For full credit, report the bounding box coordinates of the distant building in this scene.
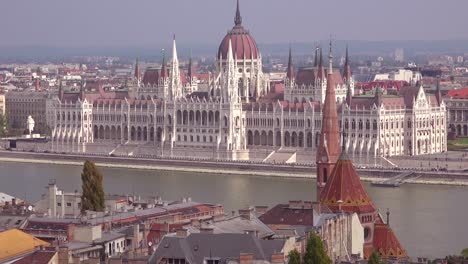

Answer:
[445,87,468,137]
[394,48,404,62]
[6,91,49,134]
[373,69,421,84]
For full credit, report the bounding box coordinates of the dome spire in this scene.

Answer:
[286,45,294,80]
[234,0,242,26]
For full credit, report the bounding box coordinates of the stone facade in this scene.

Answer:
[44,2,447,161]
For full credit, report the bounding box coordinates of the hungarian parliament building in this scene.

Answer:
[45,1,447,163]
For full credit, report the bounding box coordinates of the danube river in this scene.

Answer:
[0,161,467,259]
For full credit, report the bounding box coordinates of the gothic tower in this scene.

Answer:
[316,42,341,201]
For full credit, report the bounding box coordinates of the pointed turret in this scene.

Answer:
[160,50,168,78]
[346,82,353,106]
[320,151,376,213]
[134,57,141,79]
[234,0,242,26]
[79,79,86,101]
[435,76,442,105]
[286,46,294,80]
[58,79,64,101]
[317,47,325,79]
[375,86,382,107]
[170,35,182,99]
[314,46,319,67]
[343,45,352,82]
[188,50,195,80]
[316,42,341,201]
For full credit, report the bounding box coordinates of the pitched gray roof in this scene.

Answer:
[149,233,285,264]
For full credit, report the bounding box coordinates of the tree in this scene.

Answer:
[288,249,301,264]
[461,248,468,259]
[303,232,331,264]
[80,160,105,212]
[0,113,8,137]
[368,251,383,264]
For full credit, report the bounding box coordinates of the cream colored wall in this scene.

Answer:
[350,213,364,257]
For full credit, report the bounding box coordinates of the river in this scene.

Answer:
[0,161,467,259]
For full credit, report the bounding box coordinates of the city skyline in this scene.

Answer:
[0,0,467,47]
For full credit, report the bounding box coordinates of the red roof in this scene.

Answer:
[370,223,408,260]
[12,251,56,264]
[218,26,258,60]
[357,81,408,91]
[296,68,343,86]
[258,203,314,226]
[320,152,376,214]
[316,71,341,164]
[446,87,468,99]
[218,1,258,60]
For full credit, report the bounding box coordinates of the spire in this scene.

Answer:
[346,82,352,106]
[58,79,64,101]
[316,41,341,201]
[286,46,294,80]
[79,79,86,101]
[170,35,181,99]
[161,49,168,78]
[314,46,319,67]
[343,45,352,81]
[318,47,325,79]
[319,47,323,68]
[134,57,141,81]
[228,38,234,62]
[328,40,333,74]
[375,86,382,107]
[435,76,442,105]
[386,208,390,226]
[172,34,178,63]
[188,50,194,80]
[234,0,242,26]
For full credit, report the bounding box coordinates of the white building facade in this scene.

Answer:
[45,2,447,161]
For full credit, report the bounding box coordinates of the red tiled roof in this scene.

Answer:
[258,203,314,226]
[12,251,57,264]
[320,152,376,214]
[218,26,258,60]
[446,87,468,99]
[316,71,341,165]
[296,68,343,86]
[371,223,408,260]
[357,81,408,91]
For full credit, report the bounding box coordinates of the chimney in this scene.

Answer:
[12,198,16,206]
[176,229,189,238]
[239,253,254,264]
[271,253,285,263]
[254,206,268,215]
[58,246,69,264]
[66,224,76,243]
[238,207,254,220]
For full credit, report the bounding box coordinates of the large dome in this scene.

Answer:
[217,0,259,60]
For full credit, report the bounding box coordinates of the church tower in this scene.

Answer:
[316,42,341,201]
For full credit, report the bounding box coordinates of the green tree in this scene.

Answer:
[461,248,468,259]
[288,249,301,264]
[80,160,105,212]
[303,232,331,264]
[368,251,383,264]
[0,113,8,137]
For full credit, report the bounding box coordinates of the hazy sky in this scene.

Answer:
[1,0,466,47]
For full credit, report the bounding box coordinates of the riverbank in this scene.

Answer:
[0,150,467,186]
